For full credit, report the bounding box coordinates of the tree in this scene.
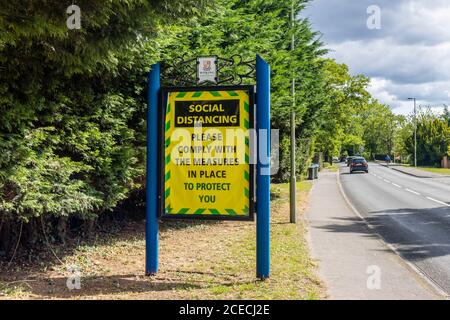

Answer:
[160,0,328,179]
[442,104,450,126]
[0,0,405,255]
[393,115,410,162]
[0,0,208,253]
[404,108,450,166]
[315,60,371,160]
[362,101,399,159]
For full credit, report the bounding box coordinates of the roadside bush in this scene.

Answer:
[0,0,208,256]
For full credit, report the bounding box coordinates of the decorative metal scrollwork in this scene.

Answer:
[161,54,256,87]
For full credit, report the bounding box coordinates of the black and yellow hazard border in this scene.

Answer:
[158,85,255,221]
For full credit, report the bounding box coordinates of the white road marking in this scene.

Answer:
[426,197,450,207]
[405,188,420,195]
[336,171,449,298]
[372,171,449,206]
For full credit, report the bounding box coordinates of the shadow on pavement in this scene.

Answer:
[316,206,450,262]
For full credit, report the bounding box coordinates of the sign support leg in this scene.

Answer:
[146,63,160,275]
[256,55,270,280]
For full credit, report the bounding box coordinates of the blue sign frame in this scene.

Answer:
[146,55,271,279]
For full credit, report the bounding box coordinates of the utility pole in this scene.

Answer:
[408,98,417,167]
[289,0,297,224]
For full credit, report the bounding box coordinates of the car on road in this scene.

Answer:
[349,157,369,173]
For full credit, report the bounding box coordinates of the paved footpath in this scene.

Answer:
[305,171,439,300]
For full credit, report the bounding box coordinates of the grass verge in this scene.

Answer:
[322,163,339,172]
[416,167,450,175]
[0,181,324,300]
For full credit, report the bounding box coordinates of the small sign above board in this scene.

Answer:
[159,86,255,220]
[197,56,218,84]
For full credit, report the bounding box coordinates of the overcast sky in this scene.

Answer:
[302,0,450,115]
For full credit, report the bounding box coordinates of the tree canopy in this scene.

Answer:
[2,0,444,254]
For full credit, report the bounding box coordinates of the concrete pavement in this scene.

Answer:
[305,170,438,300]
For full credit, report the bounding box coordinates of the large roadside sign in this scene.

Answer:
[159,86,255,220]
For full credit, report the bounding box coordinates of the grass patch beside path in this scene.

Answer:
[0,181,323,300]
[322,163,339,172]
[416,167,450,175]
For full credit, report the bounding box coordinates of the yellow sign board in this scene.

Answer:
[160,86,254,220]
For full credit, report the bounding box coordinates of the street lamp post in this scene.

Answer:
[289,0,297,224]
[408,98,417,167]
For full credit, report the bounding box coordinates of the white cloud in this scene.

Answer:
[368,77,449,115]
[394,0,450,45]
[303,0,450,115]
[329,39,450,84]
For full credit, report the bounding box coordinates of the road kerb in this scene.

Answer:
[336,169,448,300]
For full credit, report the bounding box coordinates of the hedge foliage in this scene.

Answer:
[0,0,400,249]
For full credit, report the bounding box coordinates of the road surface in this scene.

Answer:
[340,162,450,296]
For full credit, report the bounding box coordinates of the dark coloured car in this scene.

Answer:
[350,157,369,173]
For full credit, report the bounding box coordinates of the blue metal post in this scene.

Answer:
[256,55,270,279]
[146,63,160,275]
